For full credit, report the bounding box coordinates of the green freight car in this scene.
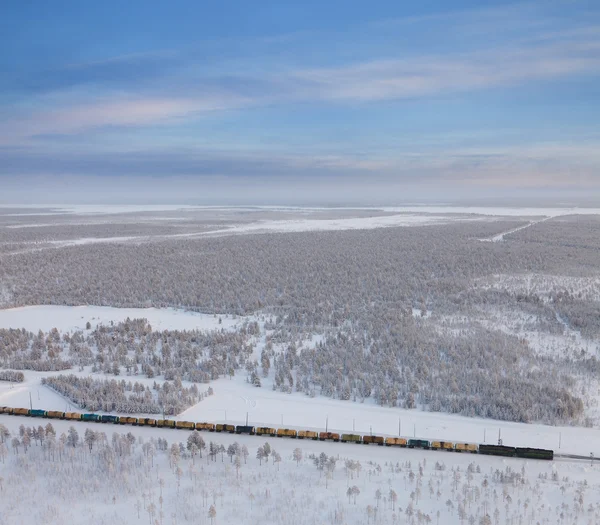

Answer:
[408,439,430,449]
[100,415,119,424]
[29,409,47,417]
[515,447,553,460]
[341,433,362,443]
[478,444,516,457]
[81,413,101,422]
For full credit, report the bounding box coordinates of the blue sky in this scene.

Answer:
[1,0,599,204]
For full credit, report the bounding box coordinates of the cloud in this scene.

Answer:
[2,15,599,142]
[289,32,600,102]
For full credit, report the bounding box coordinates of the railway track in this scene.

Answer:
[0,406,555,461]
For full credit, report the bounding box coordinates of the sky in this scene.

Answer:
[1,0,599,205]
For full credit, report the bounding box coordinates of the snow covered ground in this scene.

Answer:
[0,305,242,333]
[0,413,599,525]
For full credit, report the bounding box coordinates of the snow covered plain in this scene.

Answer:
[1,306,600,524]
[0,305,242,333]
[2,413,598,525]
[0,305,598,458]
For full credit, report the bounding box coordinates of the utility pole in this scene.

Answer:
[399,417,401,437]
[326,415,328,432]
[246,412,248,426]
[484,429,486,443]
[353,418,355,432]
[29,392,33,410]
[413,424,416,438]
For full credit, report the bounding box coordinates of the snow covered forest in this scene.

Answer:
[1,210,600,426]
[0,419,598,525]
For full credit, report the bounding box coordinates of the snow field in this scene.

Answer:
[1,413,598,525]
[0,305,243,333]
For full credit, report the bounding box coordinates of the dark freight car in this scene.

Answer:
[515,447,553,460]
[478,444,516,457]
[236,425,255,435]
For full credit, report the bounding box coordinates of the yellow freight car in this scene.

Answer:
[432,441,454,450]
[256,427,276,436]
[65,412,82,420]
[195,422,215,432]
[46,411,64,419]
[297,430,318,440]
[0,406,13,414]
[455,443,478,453]
[175,420,195,430]
[13,408,29,416]
[157,419,176,428]
[138,418,157,427]
[277,428,297,438]
[119,416,138,425]
[385,437,407,447]
[216,424,235,433]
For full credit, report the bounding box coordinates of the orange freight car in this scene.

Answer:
[319,432,340,442]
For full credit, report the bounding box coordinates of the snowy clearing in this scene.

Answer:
[0,305,242,333]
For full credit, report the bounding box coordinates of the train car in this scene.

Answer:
[255,426,276,436]
[81,413,101,422]
[341,433,362,443]
[13,408,29,416]
[65,412,82,420]
[195,422,215,432]
[297,430,318,440]
[431,441,454,451]
[0,407,14,415]
[157,419,176,428]
[515,447,553,460]
[100,415,119,424]
[118,416,138,425]
[236,425,255,435]
[478,444,516,457]
[319,432,340,442]
[46,411,64,419]
[455,443,478,453]
[216,424,235,433]
[363,435,384,446]
[408,439,430,449]
[29,409,47,418]
[175,421,195,430]
[385,437,407,447]
[137,418,157,427]
[277,428,297,438]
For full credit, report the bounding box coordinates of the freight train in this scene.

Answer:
[0,406,553,460]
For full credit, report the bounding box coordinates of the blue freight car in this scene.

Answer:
[29,409,47,417]
[100,415,119,424]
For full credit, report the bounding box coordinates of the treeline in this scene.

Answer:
[42,374,212,415]
[0,370,24,382]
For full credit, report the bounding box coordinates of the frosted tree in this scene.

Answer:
[67,426,79,448]
[208,504,216,525]
[21,432,31,452]
[227,442,239,462]
[389,489,398,511]
[293,447,303,466]
[0,424,9,443]
[256,446,266,466]
[241,445,249,464]
[272,450,282,470]
[84,429,97,451]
